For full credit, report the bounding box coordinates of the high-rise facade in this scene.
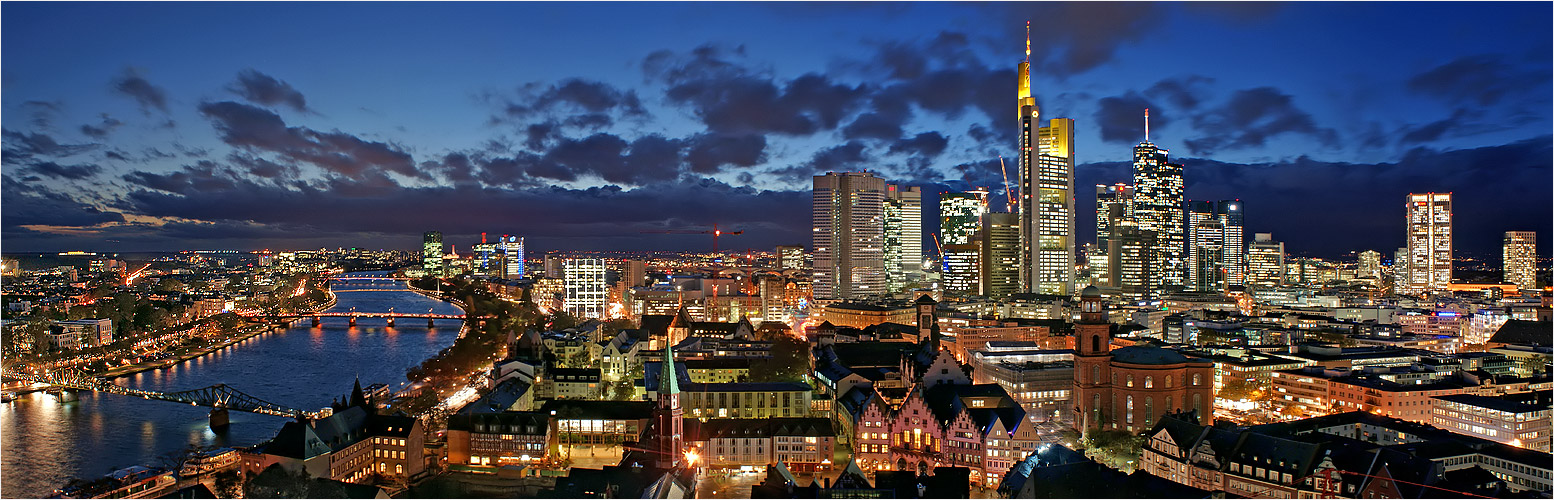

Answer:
[942,243,982,296]
[1016,34,1076,296]
[940,189,986,246]
[1110,220,1156,302]
[1094,184,1134,286]
[813,172,887,301]
[981,212,1021,298]
[1503,231,1536,291]
[1132,113,1186,291]
[884,185,923,292]
[422,231,444,277]
[1246,233,1285,289]
[776,245,805,270]
[501,235,525,279]
[1187,200,1244,291]
[1358,250,1381,278]
[563,257,607,319]
[1404,193,1452,295]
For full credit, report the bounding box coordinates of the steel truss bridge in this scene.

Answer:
[1,370,323,419]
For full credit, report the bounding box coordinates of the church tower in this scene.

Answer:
[1072,286,1112,433]
[654,343,684,469]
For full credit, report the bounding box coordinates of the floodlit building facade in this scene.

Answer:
[1404,192,1452,295]
[813,172,887,300]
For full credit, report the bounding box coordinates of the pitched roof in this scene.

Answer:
[1489,320,1551,346]
[1110,344,1196,365]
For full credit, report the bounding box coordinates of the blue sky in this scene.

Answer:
[3,2,1549,258]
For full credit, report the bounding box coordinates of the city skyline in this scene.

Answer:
[3,2,1551,259]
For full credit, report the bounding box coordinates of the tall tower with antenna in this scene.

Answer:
[1017,22,1076,295]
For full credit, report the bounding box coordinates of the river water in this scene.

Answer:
[0,273,462,498]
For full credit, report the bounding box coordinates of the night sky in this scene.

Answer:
[3,2,1550,259]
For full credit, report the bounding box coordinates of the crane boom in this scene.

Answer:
[638,223,744,252]
[998,155,1016,212]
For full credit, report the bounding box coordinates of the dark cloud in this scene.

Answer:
[228,69,309,111]
[1399,109,1476,145]
[23,161,102,180]
[1143,76,1214,112]
[523,122,559,151]
[888,132,948,159]
[1,176,125,229]
[21,100,63,128]
[1407,54,1550,106]
[1094,92,1165,144]
[685,133,766,174]
[197,100,420,179]
[111,69,168,113]
[841,112,904,141]
[1182,87,1338,154]
[80,114,124,139]
[494,79,646,131]
[2,129,97,163]
[648,45,871,136]
[993,3,1164,77]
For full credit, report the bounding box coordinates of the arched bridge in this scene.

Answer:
[2,370,324,419]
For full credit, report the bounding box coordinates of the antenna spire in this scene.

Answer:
[1024,21,1031,62]
[1144,108,1150,143]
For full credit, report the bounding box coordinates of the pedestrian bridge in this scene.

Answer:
[1,369,325,421]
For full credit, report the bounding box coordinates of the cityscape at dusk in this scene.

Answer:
[3,2,1552,499]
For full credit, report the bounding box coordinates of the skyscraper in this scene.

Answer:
[1404,192,1452,295]
[501,235,525,278]
[1358,250,1381,278]
[1504,231,1536,291]
[942,242,982,296]
[1187,200,1244,291]
[422,231,443,277]
[776,245,805,270]
[1132,111,1186,291]
[1246,233,1285,289]
[940,189,987,245]
[981,212,1021,298]
[1110,220,1156,302]
[1095,185,1133,287]
[884,184,923,292]
[1016,29,1076,296]
[813,172,887,301]
[563,257,607,319]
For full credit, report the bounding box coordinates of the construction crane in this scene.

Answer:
[998,155,1016,212]
[639,223,744,253]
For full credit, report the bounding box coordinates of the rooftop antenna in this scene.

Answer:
[1144,108,1150,143]
[1025,21,1031,63]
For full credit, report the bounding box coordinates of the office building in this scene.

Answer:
[1132,112,1186,290]
[813,172,887,300]
[1358,250,1380,278]
[618,259,646,288]
[501,235,525,278]
[1110,220,1157,302]
[1246,233,1285,289]
[1504,231,1536,291]
[1404,192,1452,295]
[1017,38,1076,296]
[940,189,987,246]
[1094,183,1133,286]
[1187,200,1243,291]
[884,185,923,292]
[776,245,805,271]
[981,212,1021,298]
[544,253,564,279]
[942,243,983,296]
[422,231,443,277]
[563,258,607,319]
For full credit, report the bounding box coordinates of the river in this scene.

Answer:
[0,273,462,498]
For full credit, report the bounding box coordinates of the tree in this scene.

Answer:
[1519,354,1551,375]
[548,311,578,331]
[748,335,810,383]
[211,469,243,498]
[154,278,186,293]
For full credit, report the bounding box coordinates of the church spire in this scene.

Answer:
[660,342,679,395]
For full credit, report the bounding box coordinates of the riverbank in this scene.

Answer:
[95,287,339,380]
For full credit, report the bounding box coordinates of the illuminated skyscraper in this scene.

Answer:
[501,235,525,278]
[1503,231,1536,291]
[563,257,607,319]
[1404,192,1452,295]
[885,184,923,292]
[1246,233,1285,289]
[1187,200,1244,291]
[1132,111,1185,290]
[422,231,443,277]
[1358,250,1381,278]
[813,172,887,300]
[981,212,1021,298]
[940,189,987,246]
[1095,184,1133,286]
[1016,26,1075,296]
[776,245,805,271]
[942,242,982,296]
[1109,220,1155,302]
